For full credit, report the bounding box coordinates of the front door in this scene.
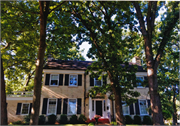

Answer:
[96,101,102,116]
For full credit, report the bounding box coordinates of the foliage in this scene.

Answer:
[48,114,57,125]
[124,115,133,124]
[78,114,87,124]
[88,122,95,126]
[110,121,117,125]
[70,115,78,124]
[133,115,141,125]
[12,120,23,125]
[162,110,172,120]
[59,114,68,124]
[23,115,30,125]
[38,115,46,125]
[142,116,153,125]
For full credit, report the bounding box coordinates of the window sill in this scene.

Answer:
[20,114,29,115]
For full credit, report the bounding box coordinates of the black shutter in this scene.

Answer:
[45,74,50,85]
[77,98,82,114]
[90,76,94,86]
[78,75,82,86]
[29,103,32,114]
[135,100,140,115]
[144,76,148,87]
[103,75,107,85]
[57,98,62,114]
[59,74,63,86]
[147,99,151,115]
[63,98,68,114]
[65,74,69,86]
[130,103,134,115]
[42,98,48,114]
[16,103,22,115]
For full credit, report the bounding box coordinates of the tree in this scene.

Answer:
[68,1,143,125]
[133,1,179,125]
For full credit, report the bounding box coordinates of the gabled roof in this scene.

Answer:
[43,59,146,72]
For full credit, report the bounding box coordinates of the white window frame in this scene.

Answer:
[122,101,130,115]
[139,99,148,115]
[69,74,78,87]
[21,103,30,115]
[94,76,103,87]
[136,76,144,88]
[68,98,77,115]
[50,74,59,86]
[47,98,57,115]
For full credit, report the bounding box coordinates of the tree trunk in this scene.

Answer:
[30,1,49,125]
[148,68,164,125]
[1,58,8,125]
[112,84,124,125]
[173,86,177,125]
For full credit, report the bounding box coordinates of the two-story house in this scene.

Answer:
[6,57,150,123]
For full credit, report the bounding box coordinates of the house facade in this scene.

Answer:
[6,58,151,123]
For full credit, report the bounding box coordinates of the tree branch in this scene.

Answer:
[48,1,67,14]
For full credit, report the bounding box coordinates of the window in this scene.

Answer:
[69,75,78,86]
[68,99,77,115]
[94,76,102,86]
[139,100,148,115]
[136,77,144,87]
[50,74,59,86]
[21,103,30,115]
[47,99,57,115]
[122,102,129,115]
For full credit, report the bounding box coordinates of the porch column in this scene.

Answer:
[107,98,111,122]
[89,97,92,120]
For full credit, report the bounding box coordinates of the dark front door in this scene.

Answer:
[96,101,102,116]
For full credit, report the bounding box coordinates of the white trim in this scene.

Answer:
[138,99,149,115]
[50,74,59,86]
[136,72,147,76]
[69,74,78,87]
[67,98,77,115]
[21,103,30,115]
[43,69,85,74]
[47,98,57,115]
[7,97,33,100]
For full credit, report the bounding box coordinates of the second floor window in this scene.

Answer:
[136,77,144,87]
[94,77,102,86]
[50,74,59,86]
[69,75,78,86]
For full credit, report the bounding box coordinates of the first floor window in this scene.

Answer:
[69,75,78,86]
[68,99,77,115]
[122,102,129,115]
[21,103,30,115]
[50,74,59,86]
[139,100,148,115]
[94,76,102,86]
[48,99,57,115]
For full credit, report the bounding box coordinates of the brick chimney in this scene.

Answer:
[132,56,141,66]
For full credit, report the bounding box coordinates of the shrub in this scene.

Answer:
[38,115,46,125]
[12,121,23,125]
[133,115,141,125]
[124,115,133,124]
[110,121,117,125]
[59,114,68,124]
[163,110,172,120]
[88,122,95,125]
[70,115,78,124]
[78,114,87,124]
[142,116,152,125]
[48,114,56,125]
[24,115,30,125]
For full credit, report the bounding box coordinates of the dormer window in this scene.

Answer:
[94,76,102,86]
[50,74,59,86]
[69,75,78,86]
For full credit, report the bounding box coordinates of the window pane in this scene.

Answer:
[95,77,101,86]
[122,103,129,115]
[48,99,56,114]
[140,100,148,114]
[51,75,58,85]
[69,75,77,86]
[137,77,143,86]
[21,104,29,114]
[68,99,76,114]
